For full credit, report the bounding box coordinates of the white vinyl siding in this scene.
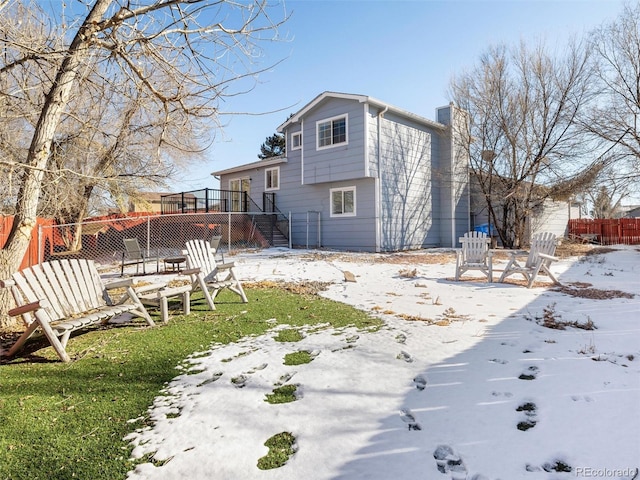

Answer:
[265,167,280,191]
[330,186,356,217]
[317,114,348,150]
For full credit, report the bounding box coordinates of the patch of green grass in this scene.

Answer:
[542,460,572,472]
[274,328,304,342]
[0,287,381,480]
[516,402,536,412]
[257,432,296,470]
[283,350,315,365]
[265,384,298,404]
[517,419,537,431]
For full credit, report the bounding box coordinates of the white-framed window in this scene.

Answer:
[265,167,280,191]
[291,132,302,150]
[317,114,348,150]
[330,186,356,217]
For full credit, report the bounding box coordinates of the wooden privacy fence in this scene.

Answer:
[568,218,640,245]
[0,216,56,270]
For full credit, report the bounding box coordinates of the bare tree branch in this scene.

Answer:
[0,0,288,327]
[583,2,640,204]
[450,39,598,247]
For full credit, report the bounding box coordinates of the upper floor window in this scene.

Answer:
[330,186,356,217]
[291,132,302,150]
[317,115,348,150]
[265,167,280,191]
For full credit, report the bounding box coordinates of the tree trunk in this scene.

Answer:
[0,0,114,329]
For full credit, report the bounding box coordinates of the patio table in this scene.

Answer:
[163,256,187,273]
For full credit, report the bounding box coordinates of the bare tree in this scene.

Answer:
[36,68,212,251]
[0,0,287,327]
[582,160,635,218]
[589,185,617,219]
[584,2,640,204]
[450,40,600,247]
[0,1,61,214]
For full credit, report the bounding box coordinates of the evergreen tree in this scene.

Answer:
[258,133,285,159]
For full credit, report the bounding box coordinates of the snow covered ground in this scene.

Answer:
[125,246,639,479]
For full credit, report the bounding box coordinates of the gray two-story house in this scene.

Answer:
[213,91,470,252]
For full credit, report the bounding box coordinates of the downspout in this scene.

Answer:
[300,119,305,186]
[377,106,387,171]
[376,106,388,252]
[450,105,457,248]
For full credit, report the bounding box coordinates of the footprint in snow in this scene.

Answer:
[526,459,573,473]
[516,401,538,431]
[489,358,508,364]
[277,372,296,385]
[518,365,539,380]
[197,371,223,387]
[397,351,413,363]
[433,444,467,478]
[231,374,249,388]
[248,363,268,373]
[413,375,427,390]
[399,408,421,431]
[491,391,513,398]
[571,395,594,402]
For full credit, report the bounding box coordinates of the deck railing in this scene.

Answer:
[161,188,249,214]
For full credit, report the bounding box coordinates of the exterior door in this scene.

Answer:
[229,177,250,212]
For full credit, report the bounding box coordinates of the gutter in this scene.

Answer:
[375,106,388,252]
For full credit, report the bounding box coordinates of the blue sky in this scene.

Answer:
[188,0,624,191]
[42,0,626,191]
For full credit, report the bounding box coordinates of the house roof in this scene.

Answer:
[623,205,640,217]
[133,192,180,202]
[277,91,449,132]
[211,92,451,178]
[211,155,287,177]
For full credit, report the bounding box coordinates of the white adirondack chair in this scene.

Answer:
[183,239,248,309]
[498,232,560,288]
[455,231,493,282]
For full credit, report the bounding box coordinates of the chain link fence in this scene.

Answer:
[35,212,290,275]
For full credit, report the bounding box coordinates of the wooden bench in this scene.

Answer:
[1,258,154,362]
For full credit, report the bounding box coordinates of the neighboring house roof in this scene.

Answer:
[623,205,640,218]
[212,155,287,177]
[129,192,170,212]
[277,91,448,133]
[129,191,199,213]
